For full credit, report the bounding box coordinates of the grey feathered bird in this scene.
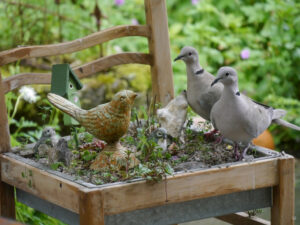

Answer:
[210,66,300,159]
[174,46,223,121]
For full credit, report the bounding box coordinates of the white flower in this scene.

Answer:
[114,45,123,53]
[19,86,38,103]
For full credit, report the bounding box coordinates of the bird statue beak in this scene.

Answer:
[211,78,222,87]
[129,92,138,104]
[174,54,183,61]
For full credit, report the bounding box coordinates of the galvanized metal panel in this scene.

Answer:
[17,187,271,225]
[105,187,272,225]
[16,189,80,225]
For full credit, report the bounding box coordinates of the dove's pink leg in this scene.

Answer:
[234,143,240,161]
[241,143,251,160]
[214,135,223,145]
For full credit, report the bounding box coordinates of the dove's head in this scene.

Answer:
[211,66,238,87]
[174,46,199,64]
[110,90,137,112]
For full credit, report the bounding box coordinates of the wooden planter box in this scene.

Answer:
[0,145,294,225]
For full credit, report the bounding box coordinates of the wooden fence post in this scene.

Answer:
[271,156,295,225]
[145,0,174,106]
[0,71,15,218]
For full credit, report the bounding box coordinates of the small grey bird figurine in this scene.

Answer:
[174,46,223,122]
[211,66,300,159]
[157,90,188,138]
[149,128,168,153]
[56,138,72,167]
[34,127,58,154]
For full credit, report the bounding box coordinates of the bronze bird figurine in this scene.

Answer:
[47,90,139,170]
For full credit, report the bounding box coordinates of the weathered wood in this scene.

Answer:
[0,72,15,219]
[3,53,152,93]
[73,52,152,79]
[0,73,11,153]
[101,158,278,215]
[3,73,50,94]
[217,212,271,225]
[145,0,174,106]
[271,156,295,225]
[79,190,104,225]
[0,25,150,66]
[0,154,82,213]
[0,181,15,219]
[0,217,23,225]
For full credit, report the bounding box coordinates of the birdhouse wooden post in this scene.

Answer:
[50,64,83,125]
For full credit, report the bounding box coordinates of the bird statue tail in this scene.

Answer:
[47,93,84,122]
[273,118,300,131]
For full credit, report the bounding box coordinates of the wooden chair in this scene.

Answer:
[0,1,294,224]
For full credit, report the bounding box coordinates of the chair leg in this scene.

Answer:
[0,180,15,218]
[271,156,295,225]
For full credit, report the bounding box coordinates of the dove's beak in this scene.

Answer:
[174,54,183,61]
[211,78,222,87]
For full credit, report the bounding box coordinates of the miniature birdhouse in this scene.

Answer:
[50,64,83,125]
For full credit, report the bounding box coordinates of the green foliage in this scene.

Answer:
[50,162,65,170]
[16,201,66,225]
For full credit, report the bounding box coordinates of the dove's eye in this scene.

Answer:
[120,96,125,101]
[188,52,192,56]
[225,72,230,76]
[157,131,162,137]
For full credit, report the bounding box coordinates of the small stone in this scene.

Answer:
[157,91,188,138]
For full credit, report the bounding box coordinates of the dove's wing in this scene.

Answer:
[239,95,273,139]
[198,85,223,119]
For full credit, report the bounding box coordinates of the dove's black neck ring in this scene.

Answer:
[195,68,204,75]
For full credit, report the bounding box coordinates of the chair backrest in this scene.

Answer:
[0,0,174,153]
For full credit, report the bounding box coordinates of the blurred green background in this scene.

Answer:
[0,0,299,224]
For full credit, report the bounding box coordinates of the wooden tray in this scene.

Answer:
[0,145,294,225]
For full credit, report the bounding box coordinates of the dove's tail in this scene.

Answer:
[47,93,84,121]
[273,119,300,131]
[272,109,286,120]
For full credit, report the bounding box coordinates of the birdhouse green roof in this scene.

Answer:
[50,64,83,96]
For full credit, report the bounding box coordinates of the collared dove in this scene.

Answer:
[210,66,300,159]
[174,46,223,122]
